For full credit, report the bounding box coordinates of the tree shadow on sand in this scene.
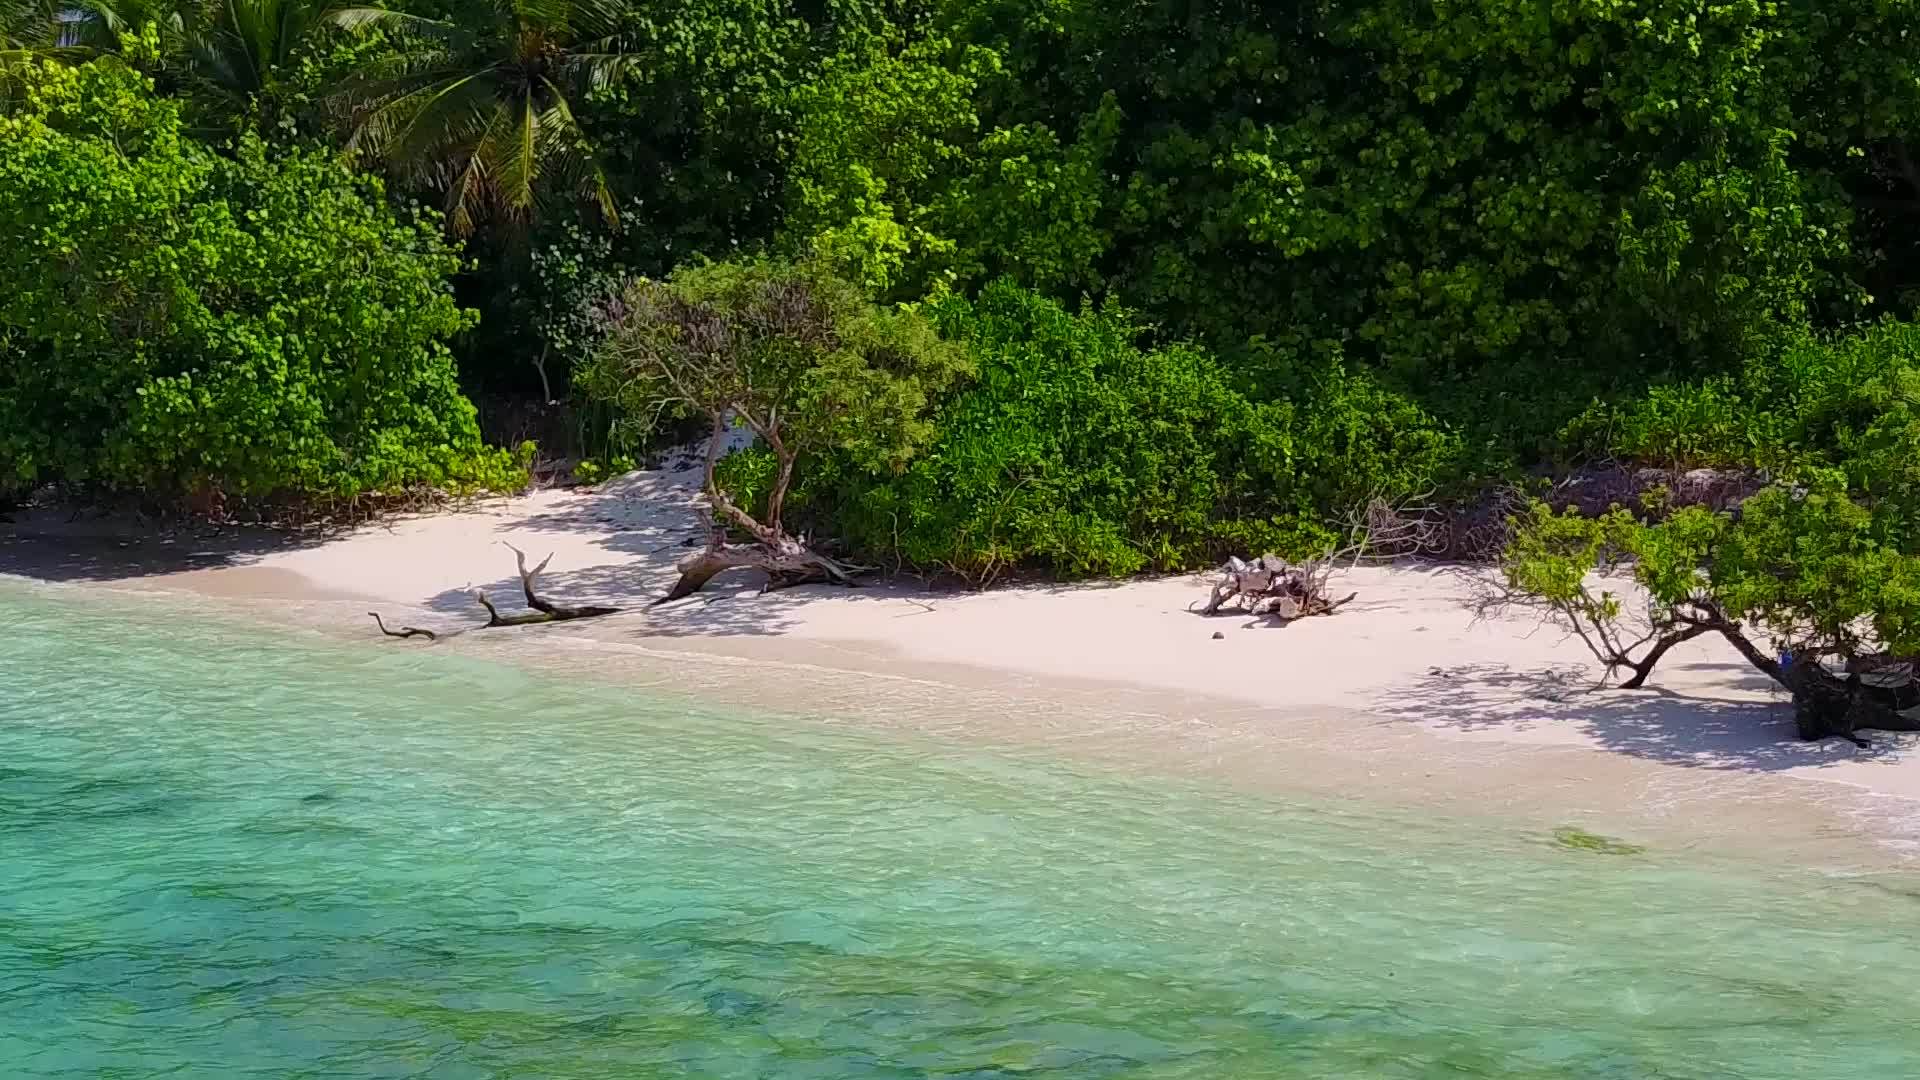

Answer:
[0,512,336,582]
[506,473,712,558]
[421,559,944,640]
[1369,660,1918,774]
[417,473,972,639]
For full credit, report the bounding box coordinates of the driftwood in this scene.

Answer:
[369,613,437,641]
[1199,554,1358,622]
[474,543,620,626]
[1196,496,1442,624]
[367,544,618,640]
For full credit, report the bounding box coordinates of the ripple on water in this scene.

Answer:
[3,579,1920,1078]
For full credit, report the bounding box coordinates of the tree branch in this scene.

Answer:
[1618,623,1713,689]
[368,612,437,640]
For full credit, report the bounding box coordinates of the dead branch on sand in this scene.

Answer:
[1196,495,1443,624]
[368,544,618,640]
[369,613,437,640]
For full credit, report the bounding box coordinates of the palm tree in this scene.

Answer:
[2,0,179,59]
[1,0,184,106]
[187,0,393,102]
[338,0,636,236]
[3,0,348,110]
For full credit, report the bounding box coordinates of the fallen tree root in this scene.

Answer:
[653,540,869,606]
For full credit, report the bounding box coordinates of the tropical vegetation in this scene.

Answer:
[0,58,521,505]
[5,2,1920,664]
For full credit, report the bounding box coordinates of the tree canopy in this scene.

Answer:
[0,59,519,503]
[7,0,1920,595]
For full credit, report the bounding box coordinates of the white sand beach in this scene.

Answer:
[8,455,1920,867]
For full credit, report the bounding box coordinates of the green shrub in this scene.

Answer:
[569,454,635,487]
[0,60,522,502]
[1558,378,1776,471]
[579,254,970,554]
[787,282,1455,581]
[1554,319,1920,474]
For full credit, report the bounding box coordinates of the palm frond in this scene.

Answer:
[491,87,536,213]
[507,0,574,39]
[559,37,639,92]
[328,0,641,235]
[323,6,459,42]
[445,96,515,235]
[559,0,622,39]
[346,67,490,161]
[534,74,616,226]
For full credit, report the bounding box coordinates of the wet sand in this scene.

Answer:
[7,461,1920,872]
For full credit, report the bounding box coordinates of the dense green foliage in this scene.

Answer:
[581,255,968,537]
[1558,320,1920,472]
[780,0,1920,454]
[11,0,1920,580]
[1503,322,1920,697]
[774,282,1453,579]
[0,60,520,502]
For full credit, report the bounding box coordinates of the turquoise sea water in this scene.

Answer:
[3,581,1920,1078]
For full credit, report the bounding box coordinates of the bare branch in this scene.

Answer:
[368,613,437,640]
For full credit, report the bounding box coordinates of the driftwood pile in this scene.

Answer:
[1197,496,1446,624]
[1198,554,1358,621]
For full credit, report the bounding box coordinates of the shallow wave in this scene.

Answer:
[3,580,1919,1078]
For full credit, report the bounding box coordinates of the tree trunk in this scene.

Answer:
[1602,604,1920,744]
[1681,610,1920,743]
[533,343,554,404]
[1698,611,1788,689]
[763,448,796,542]
[1617,623,1714,689]
[656,412,867,605]
[651,541,856,607]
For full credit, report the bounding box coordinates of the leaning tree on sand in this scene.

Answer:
[1499,484,1920,745]
[576,256,970,603]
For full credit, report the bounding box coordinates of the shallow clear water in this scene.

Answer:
[3,581,1919,1078]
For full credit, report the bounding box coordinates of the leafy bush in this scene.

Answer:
[1503,482,1920,702]
[1555,319,1920,473]
[578,255,970,544]
[0,60,521,503]
[790,1,1900,353]
[776,0,1920,466]
[1557,378,1776,471]
[787,282,1456,581]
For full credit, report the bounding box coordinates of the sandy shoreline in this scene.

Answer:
[7,460,1920,869]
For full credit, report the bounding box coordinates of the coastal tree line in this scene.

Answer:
[9,0,1920,730]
